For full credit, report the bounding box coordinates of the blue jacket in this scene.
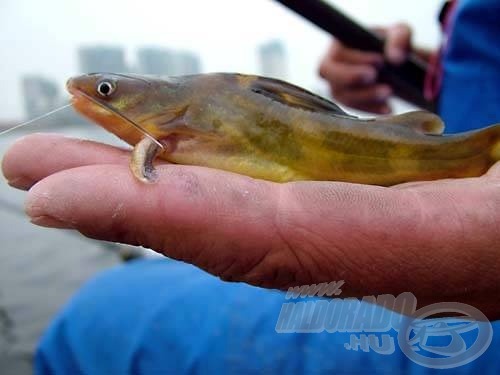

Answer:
[440,0,500,131]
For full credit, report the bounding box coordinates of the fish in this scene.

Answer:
[66,72,500,186]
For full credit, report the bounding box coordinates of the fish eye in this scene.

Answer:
[96,80,115,97]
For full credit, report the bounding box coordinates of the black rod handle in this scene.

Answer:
[274,0,435,111]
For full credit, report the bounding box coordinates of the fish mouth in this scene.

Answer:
[66,77,79,98]
[66,77,109,114]
[67,87,112,121]
[66,79,92,111]
[68,91,86,108]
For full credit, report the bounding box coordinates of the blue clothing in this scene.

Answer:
[440,0,500,131]
[36,0,500,373]
[35,259,500,374]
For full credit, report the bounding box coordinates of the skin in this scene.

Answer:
[319,23,433,113]
[2,133,500,319]
[67,73,500,186]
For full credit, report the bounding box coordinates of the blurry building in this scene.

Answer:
[175,51,202,75]
[258,40,288,80]
[22,76,59,118]
[21,75,86,125]
[137,47,173,75]
[78,46,127,73]
[137,47,202,76]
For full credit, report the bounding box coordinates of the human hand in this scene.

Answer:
[319,23,419,114]
[3,134,500,318]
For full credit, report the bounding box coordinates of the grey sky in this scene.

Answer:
[0,0,441,120]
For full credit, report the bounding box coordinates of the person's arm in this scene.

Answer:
[319,23,433,113]
[3,133,500,319]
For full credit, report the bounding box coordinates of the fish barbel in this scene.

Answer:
[66,72,500,186]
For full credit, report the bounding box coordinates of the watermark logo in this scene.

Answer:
[398,302,492,369]
[285,281,344,299]
[275,281,493,369]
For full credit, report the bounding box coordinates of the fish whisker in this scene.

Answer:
[77,91,164,149]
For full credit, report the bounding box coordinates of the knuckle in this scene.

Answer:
[350,69,365,81]
[391,23,412,42]
[351,67,374,85]
[395,22,411,33]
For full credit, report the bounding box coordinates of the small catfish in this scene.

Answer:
[66,73,500,186]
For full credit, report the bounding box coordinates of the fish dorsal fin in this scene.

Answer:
[249,76,355,118]
[373,110,445,135]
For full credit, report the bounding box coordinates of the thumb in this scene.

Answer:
[384,23,412,65]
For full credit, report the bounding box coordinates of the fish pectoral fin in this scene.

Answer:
[140,106,189,130]
[373,110,445,135]
[155,112,218,139]
[250,76,355,118]
[130,137,162,183]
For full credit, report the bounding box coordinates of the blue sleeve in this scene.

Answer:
[35,259,500,374]
[439,0,500,132]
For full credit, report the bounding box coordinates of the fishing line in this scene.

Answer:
[0,103,73,136]
[78,91,164,149]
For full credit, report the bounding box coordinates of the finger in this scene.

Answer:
[2,133,130,190]
[485,161,500,179]
[319,60,378,87]
[333,84,393,111]
[25,163,412,293]
[385,23,412,64]
[25,163,290,287]
[372,26,387,38]
[327,41,383,65]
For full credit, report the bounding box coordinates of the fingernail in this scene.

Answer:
[376,86,393,100]
[30,215,73,229]
[387,48,405,64]
[7,177,33,190]
[361,69,377,84]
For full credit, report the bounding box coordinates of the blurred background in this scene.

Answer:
[0,0,441,372]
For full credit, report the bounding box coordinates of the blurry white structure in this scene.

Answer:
[78,46,128,73]
[258,40,288,80]
[22,76,59,118]
[21,75,86,124]
[175,51,202,75]
[137,47,202,76]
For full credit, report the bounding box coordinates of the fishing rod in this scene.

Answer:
[274,0,435,112]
